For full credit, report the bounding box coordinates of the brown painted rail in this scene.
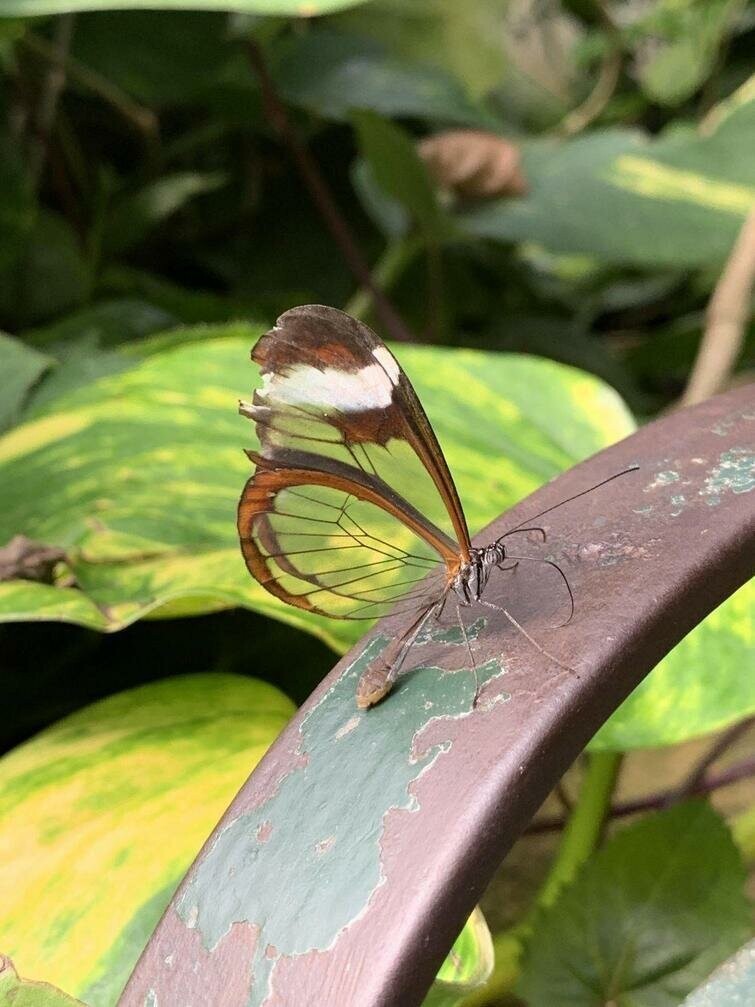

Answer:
[120,386,754,1007]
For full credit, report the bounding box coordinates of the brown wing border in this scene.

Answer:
[237,450,459,618]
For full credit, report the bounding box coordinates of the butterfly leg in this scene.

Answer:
[477,597,575,674]
[356,596,445,709]
[455,602,480,708]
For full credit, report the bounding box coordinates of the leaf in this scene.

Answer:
[459,78,755,267]
[0,958,84,1007]
[631,0,739,107]
[105,171,227,255]
[335,0,508,101]
[418,130,527,201]
[0,212,89,329]
[0,535,66,584]
[518,801,750,1007]
[0,322,635,653]
[591,581,754,750]
[683,939,755,1006]
[351,158,411,239]
[0,0,367,15]
[273,27,499,128]
[70,10,249,106]
[0,673,294,1004]
[422,907,494,1007]
[0,334,52,432]
[0,133,34,277]
[352,110,446,242]
[25,298,178,349]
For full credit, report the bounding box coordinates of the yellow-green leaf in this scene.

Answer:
[0,323,634,656]
[0,673,294,1003]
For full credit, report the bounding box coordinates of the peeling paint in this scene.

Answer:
[174,628,506,1006]
[670,494,687,517]
[644,470,680,492]
[417,616,487,647]
[711,409,755,437]
[700,448,755,506]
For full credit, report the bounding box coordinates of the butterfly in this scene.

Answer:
[237,305,632,709]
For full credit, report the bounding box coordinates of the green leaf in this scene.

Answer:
[0,959,84,1007]
[0,672,294,1004]
[591,581,754,750]
[352,110,445,242]
[0,322,634,651]
[632,0,738,107]
[0,133,34,277]
[423,908,494,1007]
[518,801,750,1007]
[0,212,89,328]
[273,27,498,128]
[25,298,177,349]
[459,78,755,267]
[335,0,508,101]
[351,158,411,239]
[70,10,249,105]
[683,939,755,1006]
[105,171,227,255]
[0,334,52,433]
[0,0,366,15]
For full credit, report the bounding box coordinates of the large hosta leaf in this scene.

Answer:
[592,580,754,750]
[0,322,634,652]
[459,77,755,267]
[0,673,294,1004]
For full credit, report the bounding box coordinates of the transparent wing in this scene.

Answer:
[237,304,469,619]
[238,466,447,620]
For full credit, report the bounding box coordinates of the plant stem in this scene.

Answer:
[24,30,158,142]
[246,37,414,343]
[680,209,755,406]
[344,236,422,324]
[27,13,75,190]
[531,751,621,914]
[464,753,622,1006]
[528,752,755,834]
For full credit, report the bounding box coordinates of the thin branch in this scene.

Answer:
[680,209,755,406]
[528,754,755,834]
[557,1,622,137]
[672,715,754,802]
[23,31,158,142]
[27,13,75,189]
[245,38,414,343]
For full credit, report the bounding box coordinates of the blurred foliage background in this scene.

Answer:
[0,1,753,1004]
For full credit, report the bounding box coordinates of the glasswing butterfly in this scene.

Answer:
[237,305,634,709]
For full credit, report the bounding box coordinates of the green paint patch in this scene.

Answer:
[644,469,680,491]
[700,448,755,506]
[418,616,486,646]
[177,628,508,1004]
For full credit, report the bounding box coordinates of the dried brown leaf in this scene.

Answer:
[417,130,528,201]
[0,534,67,584]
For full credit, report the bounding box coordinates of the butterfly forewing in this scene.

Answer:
[237,305,471,620]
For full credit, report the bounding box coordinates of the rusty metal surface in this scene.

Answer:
[119,387,755,1007]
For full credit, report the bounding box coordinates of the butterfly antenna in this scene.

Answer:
[478,598,574,674]
[506,465,639,534]
[502,554,574,626]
